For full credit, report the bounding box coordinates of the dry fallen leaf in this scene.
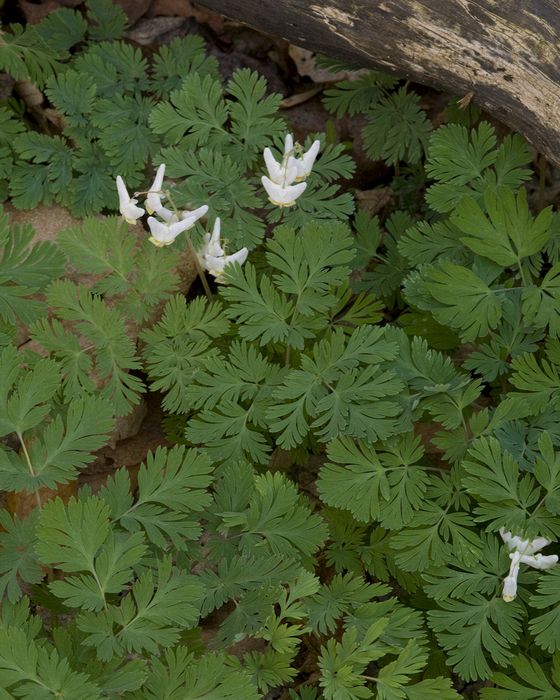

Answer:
[279,87,323,109]
[288,45,368,83]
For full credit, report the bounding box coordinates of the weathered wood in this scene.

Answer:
[197,0,560,166]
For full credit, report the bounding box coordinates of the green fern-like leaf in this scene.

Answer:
[128,647,259,700]
[323,71,397,117]
[150,35,219,96]
[427,594,524,681]
[77,556,203,660]
[0,511,42,603]
[482,654,560,699]
[33,280,144,414]
[0,626,100,700]
[362,87,432,165]
[425,121,531,213]
[86,0,128,41]
[100,446,214,551]
[403,262,503,342]
[57,216,180,321]
[268,326,402,448]
[0,207,65,324]
[36,7,88,51]
[221,472,328,560]
[142,295,229,413]
[0,24,62,83]
[318,434,428,527]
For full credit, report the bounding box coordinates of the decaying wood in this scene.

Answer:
[197,0,560,166]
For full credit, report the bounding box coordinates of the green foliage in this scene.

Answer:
[362,88,432,165]
[0,345,114,498]
[100,446,214,550]
[221,471,328,560]
[452,187,551,267]
[57,217,180,321]
[0,206,65,325]
[318,434,428,527]
[323,71,398,117]
[0,625,100,700]
[0,24,62,83]
[428,595,524,680]
[31,280,144,414]
[425,121,532,213]
[1,8,560,697]
[482,655,560,699]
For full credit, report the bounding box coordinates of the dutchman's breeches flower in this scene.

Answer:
[499,527,558,602]
[116,176,144,224]
[262,133,320,207]
[147,205,208,247]
[197,217,248,282]
[146,163,166,214]
[261,176,307,207]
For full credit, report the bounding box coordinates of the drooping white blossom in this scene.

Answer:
[116,176,144,225]
[198,217,225,261]
[146,163,166,214]
[205,248,249,281]
[181,205,209,231]
[499,528,558,602]
[147,217,191,247]
[293,139,321,180]
[197,218,248,282]
[261,176,307,207]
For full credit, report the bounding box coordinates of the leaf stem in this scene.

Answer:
[517,257,528,287]
[162,188,214,302]
[16,431,42,510]
[187,236,213,302]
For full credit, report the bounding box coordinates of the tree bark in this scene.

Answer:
[197,0,560,166]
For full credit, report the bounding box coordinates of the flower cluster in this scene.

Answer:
[261,134,320,207]
[115,134,318,280]
[499,528,558,602]
[116,165,208,247]
[116,165,247,282]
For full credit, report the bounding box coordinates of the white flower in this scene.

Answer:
[116,176,144,225]
[181,205,209,230]
[147,217,190,247]
[500,528,551,556]
[154,205,176,223]
[520,553,559,569]
[152,204,208,227]
[198,218,225,262]
[502,575,518,603]
[499,528,558,602]
[261,176,307,207]
[263,147,298,186]
[146,163,166,214]
[197,218,248,282]
[262,133,320,207]
[293,139,321,180]
[205,248,249,282]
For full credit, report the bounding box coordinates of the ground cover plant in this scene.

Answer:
[0,1,560,697]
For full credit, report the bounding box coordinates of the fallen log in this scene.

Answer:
[197,0,560,166]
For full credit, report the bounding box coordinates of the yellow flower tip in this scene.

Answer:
[125,218,139,225]
[268,197,296,207]
[148,236,168,247]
